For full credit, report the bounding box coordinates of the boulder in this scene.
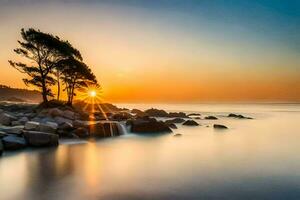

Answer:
[168,112,188,118]
[63,110,75,120]
[0,131,8,138]
[168,123,177,129]
[187,113,201,117]
[130,119,172,133]
[24,121,40,131]
[89,122,121,137]
[183,120,199,126]
[23,131,59,147]
[47,108,64,117]
[58,122,73,130]
[0,125,24,135]
[2,135,27,150]
[205,116,218,120]
[228,113,253,119]
[12,120,22,126]
[0,113,17,126]
[145,108,169,117]
[73,127,89,138]
[111,112,132,121]
[39,122,58,133]
[73,120,86,128]
[174,133,182,137]
[165,118,185,124]
[54,116,73,125]
[131,109,147,117]
[213,124,228,129]
[18,116,29,124]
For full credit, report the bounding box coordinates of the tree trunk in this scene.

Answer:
[56,71,60,101]
[41,81,48,103]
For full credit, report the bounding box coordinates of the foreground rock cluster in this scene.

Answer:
[0,102,253,155]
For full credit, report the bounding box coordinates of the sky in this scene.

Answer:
[0,0,299,103]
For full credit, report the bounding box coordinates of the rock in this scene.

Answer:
[168,112,188,118]
[213,124,228,129]
[174,133,182,137]
[165,118,185,124]
[0,113,17,126]
[24,121,40,131]
[54,116,73,125]
[228,113,253,119]
[168,123,177,129]
[187,113,201,117]
[131,109,147,117]
[182,120,199,126]
[18,117,29,124]
[205,116,218,120]
[73,127,89,138]
[11,120,22,126]
[111,112,132,121]
[0,140,3,155]
[2,135,27,150]
[63,110,75,120]
[0,131,8,138]
[89,122,121,137]
[58,122,73,130]
[0,125,24,135]
[39,122,58,133]
[73,120,86,128]
[130,119,172,133]
[194,117,201,119]
[23,131,59,147]
[47,108,64,117]
[145,108,169,117]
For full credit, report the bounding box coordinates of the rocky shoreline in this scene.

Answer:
[0,102,253,156]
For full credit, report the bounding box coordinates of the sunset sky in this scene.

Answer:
[0,0,299,103]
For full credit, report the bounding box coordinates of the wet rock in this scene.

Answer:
[18,116,29,124]
[168,112,188,118]
[24,121,40,131]
[63,110,75,120]
[168,123,177,129]
[2,135,27,150]
[165,118,185,124]
[54,116,72,125]
[145,108,169,117]
[0,113,17,126]
[228,113,253,119]
[0,131,8,138]
[174,133,182,137]
[24,131,59,147]
[39,122,58,134]
[90,122,121,137]
[183,120,199,126]
[73,120,86,128]
[130,119,172,133]
[131,109,147,117]
[205,116,218,120]
[111,112,132,121]
[187,113,201,117]
[0,125,24,135]
[213,124,228,129]
[73,127,89,138]
[47,108,64,117]
[58,122,73,130]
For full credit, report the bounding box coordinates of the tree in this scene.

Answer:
[9,28,82,103]
[58,58,98,105]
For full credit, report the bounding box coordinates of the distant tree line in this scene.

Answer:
[9,28,98,105]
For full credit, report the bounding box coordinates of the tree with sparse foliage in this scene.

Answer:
[9,28,82,103]
[58,58,98,105]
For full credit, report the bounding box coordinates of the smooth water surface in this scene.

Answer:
[1,104,300,200]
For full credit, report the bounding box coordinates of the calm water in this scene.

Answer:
[1,104,300,200]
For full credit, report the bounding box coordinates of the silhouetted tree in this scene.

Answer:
[58,58,98,105]
[9,28,82,103]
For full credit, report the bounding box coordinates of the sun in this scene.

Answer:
[89,90,97,97]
